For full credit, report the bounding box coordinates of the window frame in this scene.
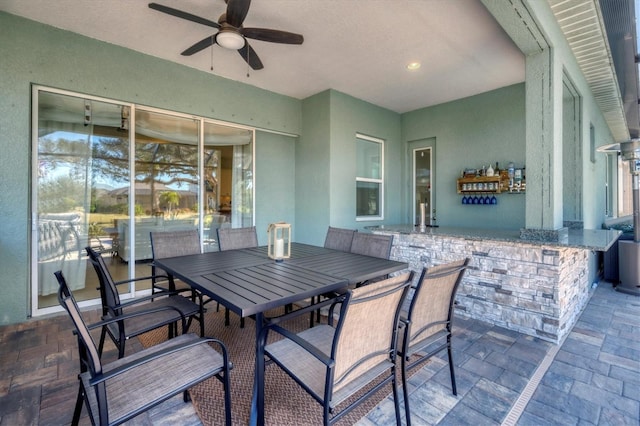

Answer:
[355,133,384,221]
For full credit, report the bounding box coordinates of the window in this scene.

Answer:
[356,133,384,220]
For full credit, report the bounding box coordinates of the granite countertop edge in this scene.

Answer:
[366,225,622,252]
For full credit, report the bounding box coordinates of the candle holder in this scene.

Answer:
[267,222,291,262]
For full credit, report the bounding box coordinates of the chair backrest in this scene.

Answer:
[350,233,394,259]
[324,226,357,252]
[85,246,122,314]
[405,258,469,347]
[150,229,201,259]
[331,272,413,394]
[205,214,227,241]
[55,271,103,377]
[217,226,258,251]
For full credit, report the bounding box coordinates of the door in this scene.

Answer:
[32,87,255,315]
[33,89,130,311]
[411,145,434,226]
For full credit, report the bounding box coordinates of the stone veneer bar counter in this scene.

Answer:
[368,225,621,344]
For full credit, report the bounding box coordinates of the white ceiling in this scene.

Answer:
[1,0,525,113]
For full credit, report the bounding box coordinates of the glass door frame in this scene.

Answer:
[411,146,434,226]
[31,85,135,316]
[31,85,255,317]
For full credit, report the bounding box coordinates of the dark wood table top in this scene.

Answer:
[154,242,408,318]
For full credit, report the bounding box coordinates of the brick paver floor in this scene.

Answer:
[1,281,637,425]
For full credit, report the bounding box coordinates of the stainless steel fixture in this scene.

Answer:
[617,140,640,296]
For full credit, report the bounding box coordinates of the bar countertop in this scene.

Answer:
[366,225,622,252]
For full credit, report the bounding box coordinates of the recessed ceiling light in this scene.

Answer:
[407,62,421,71]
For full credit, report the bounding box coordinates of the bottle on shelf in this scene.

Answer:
[495,162,500,174]
[486,164,494,176]
[508,162,515,191]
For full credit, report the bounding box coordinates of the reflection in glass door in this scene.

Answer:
[34,89,130,311]
[413,148,432,225]
[31,86,254,315]
[128,109,199,288]
[32,87,255,316]
[202,121,253,252]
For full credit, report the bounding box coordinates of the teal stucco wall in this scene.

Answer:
[0,12,301,324]
[403,84,527,229]
[295,90,402,246]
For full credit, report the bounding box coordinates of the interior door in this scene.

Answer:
[408,137,435,226]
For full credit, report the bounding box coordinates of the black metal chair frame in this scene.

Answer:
[86,247,204,358]
[398,258,469,426]
[149,229,207,332]
[310,226,358,326]
[261,272,414,426]
[55,271,232,426]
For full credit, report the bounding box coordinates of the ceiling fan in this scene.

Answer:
[148,0,304,70]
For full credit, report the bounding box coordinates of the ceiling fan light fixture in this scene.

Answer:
[216,30,245,50]
[407,62,421,71]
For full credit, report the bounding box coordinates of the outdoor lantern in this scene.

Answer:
[267,222,291,261]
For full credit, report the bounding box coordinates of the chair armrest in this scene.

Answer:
[265,295,342,325]
[113,274,167,286]
[116,290,187,309]
[328,298,347,327]
[264,324,334,368]
[89,336,228,386]
[409,319,450,343]
[88,305,188,332]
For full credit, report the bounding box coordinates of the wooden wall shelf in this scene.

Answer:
[457,175,525,194]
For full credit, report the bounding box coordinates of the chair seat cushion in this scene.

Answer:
[81,333,224,425]
[397,321,449,358]
[106,295,201,338]
[265,324,393,408]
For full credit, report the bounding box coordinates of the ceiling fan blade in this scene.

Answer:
[238,42,264,70]
[181,35,217,56]
[149,3,220,29]
[242,28,304,44]
[226,0,251,28]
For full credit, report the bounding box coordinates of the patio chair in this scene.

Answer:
[217,226,259,327]
[398,258,469,426]
[309,226,359,326]
[262,271,414,426]
[313,231,396,324]
[149,229,201,292]
[217,226,258,251]
[150,229,201,294]
[85,247,204,358]
[150,229,208,327]
[350,233,394,287]
[55,271,232,426]
[350,232,393,259]
[324,226,357,252]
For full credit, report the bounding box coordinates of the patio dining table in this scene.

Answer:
[153,242,408,425]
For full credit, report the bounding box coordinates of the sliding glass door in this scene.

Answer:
[32,87,254,314]
[202,120,253,252]
[34,90,130,310]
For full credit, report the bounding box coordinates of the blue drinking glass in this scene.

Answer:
[462,195,468,204]
[491,195,497,204]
